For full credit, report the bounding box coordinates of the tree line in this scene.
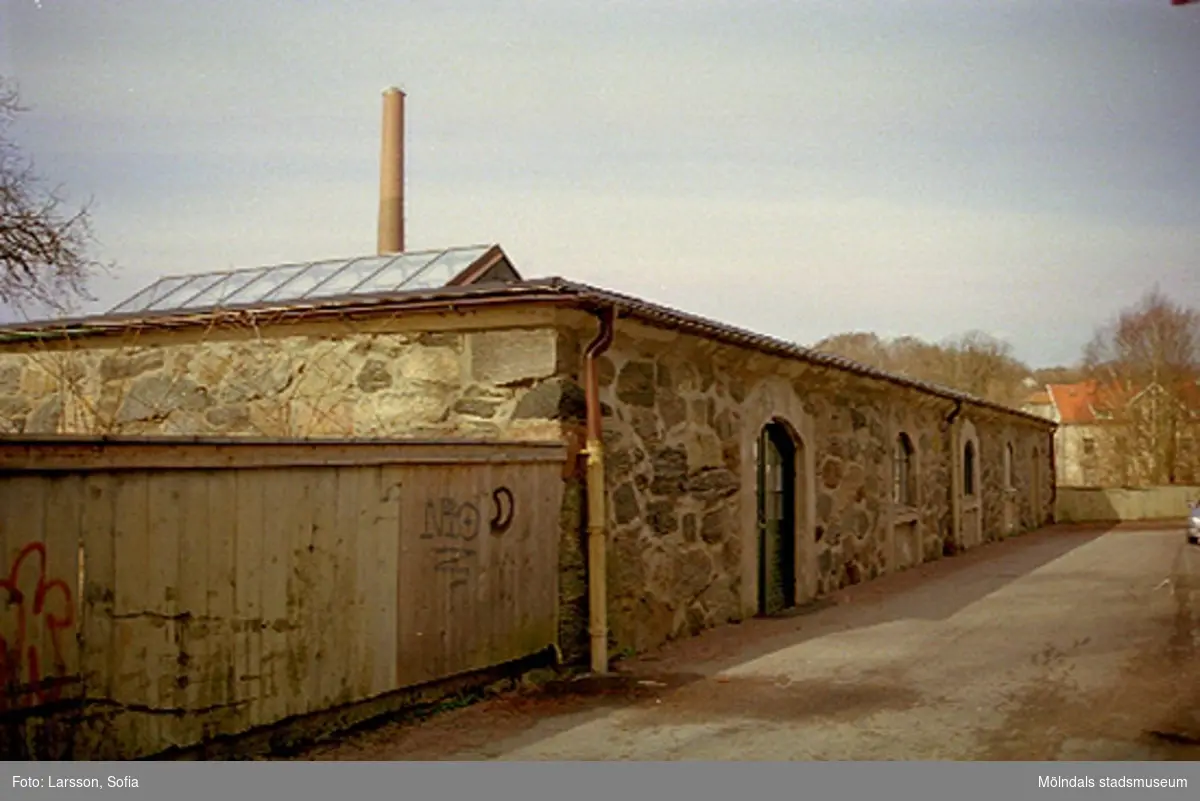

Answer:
[812,292,1199,487]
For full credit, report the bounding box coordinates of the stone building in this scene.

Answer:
[0,243,1056,663]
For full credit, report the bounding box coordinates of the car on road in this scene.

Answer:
[1189,501,1200,545]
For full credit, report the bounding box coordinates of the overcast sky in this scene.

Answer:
[2,0,1198,367]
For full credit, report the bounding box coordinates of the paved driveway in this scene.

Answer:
[294,524,1200,761]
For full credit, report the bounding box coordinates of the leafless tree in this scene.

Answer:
[1031,365,1084,385]
[810,332,893,371]
[937,331,1030,408]
[0,77,108,317]
[812,329,1031,407]
[1083,288,1200,485]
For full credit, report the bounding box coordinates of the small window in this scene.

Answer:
[963,440,976,496]
[893,433,915,507]
[1082,438,1095,456]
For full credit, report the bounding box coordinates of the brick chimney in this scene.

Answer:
[377,87,405,254]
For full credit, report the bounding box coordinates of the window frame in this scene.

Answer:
[1004,441,1015,491]
[963,440,977,497]
[892,432,917,509]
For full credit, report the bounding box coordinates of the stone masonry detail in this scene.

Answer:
[0,327,563,441]
[573,316,1055,659]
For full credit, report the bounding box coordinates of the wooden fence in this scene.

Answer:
[0,436,567,759]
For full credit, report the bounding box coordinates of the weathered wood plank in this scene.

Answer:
[373,465,402,695]
[232,470,264,727]
[110,472,155,748]
[145,471,184,745]
[79,472,116,702]
[353,468,385,698]
[282,467,315,718]
[174,471,211,742]
[329,467,359,706]
[204,470,239,736]
[256,469,290,726]
[395,469,438,688]
[0,478,13,711]
[308,467,339,710]
[41,475,83,703]
[0,439,567,473]
[0,476,49,712]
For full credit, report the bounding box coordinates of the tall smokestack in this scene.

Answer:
[377,87,405,254]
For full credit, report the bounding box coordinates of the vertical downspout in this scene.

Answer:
[583,306,616,675]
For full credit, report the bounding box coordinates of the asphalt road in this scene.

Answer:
[294,524,1200,761]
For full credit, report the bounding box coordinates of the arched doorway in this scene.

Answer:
[1003,442,1017,535]
[957,420,983,549]
[757,421,797,616]
[1031,444,1043,528]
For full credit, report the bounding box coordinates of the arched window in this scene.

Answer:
[893,433,915,506]
[963,440,977,496]
[1004,442,1014,490]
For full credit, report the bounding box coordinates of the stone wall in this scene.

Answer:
[557,312,1056,658]
[973,416,1055,542]
[0,323,572,441]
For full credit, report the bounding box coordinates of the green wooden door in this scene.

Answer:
[757,424,796,616]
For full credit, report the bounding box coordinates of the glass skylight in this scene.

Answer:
[108,275,200,315]
[345,251,445,295]
[302,255,399,300]
[412,247,494,289]
[107,245,498,315]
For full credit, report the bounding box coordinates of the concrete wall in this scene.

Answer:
[556,312,1056,656]
[1056,485,1200,523]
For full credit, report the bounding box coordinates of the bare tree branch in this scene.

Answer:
[812,329,1032,408]
[0,77,112,318]
[1082,287,1200,485]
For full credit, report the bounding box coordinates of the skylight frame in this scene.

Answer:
[104,245,499,316]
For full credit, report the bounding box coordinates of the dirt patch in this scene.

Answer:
[535,672,706,703]
[619,673,924,727]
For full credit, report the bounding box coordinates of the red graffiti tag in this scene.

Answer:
[0,542,75,711]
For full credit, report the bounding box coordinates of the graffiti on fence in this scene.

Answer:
[490,487,515,535]
[429,547,475,590]
[419,487,518,589]
[0,542,76,711]
[420,497,482,543]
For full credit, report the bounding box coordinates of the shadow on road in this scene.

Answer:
[617,524,1115,679]
[292,523,1198,760]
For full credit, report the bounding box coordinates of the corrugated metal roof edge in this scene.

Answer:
[0,276,1055,428]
